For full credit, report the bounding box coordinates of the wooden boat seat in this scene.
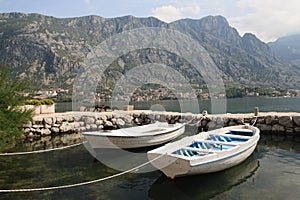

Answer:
[228,129,254,137]
[172,148,211,157]
[188,141,235,152]
[207,135,249,143]
[193,139,238,147]
[209,133,251,140]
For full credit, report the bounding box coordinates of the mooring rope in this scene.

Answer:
[251,116,258,126]
[185,116,204,126]
[0,153,164,193]
[0,141,85,156]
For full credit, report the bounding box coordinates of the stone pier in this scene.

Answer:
[22,111,300,139]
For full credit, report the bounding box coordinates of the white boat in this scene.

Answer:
[147,125,260,179]
[82,122,185,149]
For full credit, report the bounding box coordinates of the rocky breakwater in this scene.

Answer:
[22,111,300,139]
[254,115,300,135]
[22,112,143,138]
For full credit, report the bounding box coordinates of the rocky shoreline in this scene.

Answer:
[22,111,300,139]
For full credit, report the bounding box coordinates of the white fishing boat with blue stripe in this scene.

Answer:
[147,125,260,179]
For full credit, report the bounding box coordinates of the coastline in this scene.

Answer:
[23,110,300,139]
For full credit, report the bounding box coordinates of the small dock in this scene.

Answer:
[22,110,300,139]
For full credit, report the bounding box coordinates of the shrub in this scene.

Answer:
[25,99,55,106]
[25,99,42,106]
[41,99,55,105]
[0,66,33,151]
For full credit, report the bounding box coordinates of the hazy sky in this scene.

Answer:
[1,0,300,42]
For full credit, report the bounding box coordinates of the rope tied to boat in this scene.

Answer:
[251,116,258,126]
[0,141,85,156]
[185,116,204,126]
[0,153,165,193]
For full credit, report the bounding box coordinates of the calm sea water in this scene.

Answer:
[56,97,300,114]
[1,97,299,199]
[0,135,299,200]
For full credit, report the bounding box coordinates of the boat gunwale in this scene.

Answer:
[190,138,259,166]
[148,125,260,161]
[208,133,253,140]
[192,139,239,147]
[82,123,185,138]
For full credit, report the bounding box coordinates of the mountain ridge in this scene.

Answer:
[269,34,300,68]
[0,12,299,89]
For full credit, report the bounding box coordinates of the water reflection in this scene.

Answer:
[0,134,299,200]
[148,155,259,200]
[2,134,82,153]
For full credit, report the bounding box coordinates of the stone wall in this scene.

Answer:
[22,111,300,139]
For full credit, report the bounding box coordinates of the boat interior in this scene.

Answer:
[171,129,254,158]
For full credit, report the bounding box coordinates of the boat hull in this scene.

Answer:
[148,140,258,179]
[147,125,260,179]
[83,124,185,149]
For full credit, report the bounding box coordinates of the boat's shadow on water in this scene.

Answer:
[148,154,260,200]
[84,144,160,172]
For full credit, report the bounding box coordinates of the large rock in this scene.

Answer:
[294,127,300,133]
[85,124,91,130]
[60,124,72,132]
[133,113,140,118]
[98,125,104,130]
[44,124,51,129]
[52,117,56,124]
[85,117,95,124]
[236,118,244,125]
[73,122,81,128]
[32,117,44,124]
[293,116,300,126]
[44,117,53,125]
[228,121,237,126]
[32,124,44,129]
[257,118,265,124]
[207,121,223,130]
[256,124,272,132]
[95,120,104,125]
[90,124,98,130]
[79,121,85,126]
[278,116,294,128]
[41,128,51,136]
[272,124,285,132]
[65,116,74,122]
[210,117,224,126]
[134,117,143,125]
[104,121,114,128]
[223,118,230,125]
[124,115,134,124]
[111,118,117,124]
[116,118,126,126]
[286,128,294,134]
[99,115,107,121]
[56,117,63,124]
[51,127,60,133]
[265,116,275,125]
[74,115,81,122]
[80,127,87,132]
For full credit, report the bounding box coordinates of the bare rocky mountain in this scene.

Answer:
[269,34,300,69]
[0,12,299,89]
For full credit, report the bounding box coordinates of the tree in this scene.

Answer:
[0,66,33,150]
[226,87,246,98]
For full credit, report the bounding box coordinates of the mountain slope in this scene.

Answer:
[170,16,298,87]
[269,34,300,67]
[0,12,299,89]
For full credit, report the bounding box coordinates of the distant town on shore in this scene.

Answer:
[35,85,300,103]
